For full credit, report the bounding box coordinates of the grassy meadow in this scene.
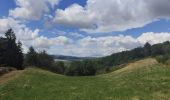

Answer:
[0,58,170,100]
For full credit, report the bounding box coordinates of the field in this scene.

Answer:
[0,58,170,100]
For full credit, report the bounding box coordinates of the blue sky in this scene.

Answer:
[0,0,170,57]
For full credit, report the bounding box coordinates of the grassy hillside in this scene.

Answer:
[0,58,170,100]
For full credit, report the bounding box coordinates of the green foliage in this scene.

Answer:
[0,29,24,70]
[25,47,54,70]
[25,46,38,66]
[65,60,96,76]
[51,61,65,74]
[156,54,170,64]
[37,50,54,69]
[71,41,170,76]
[25,47,67,74]
[144,42,152,56]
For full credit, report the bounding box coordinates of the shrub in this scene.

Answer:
[155,54,170,64]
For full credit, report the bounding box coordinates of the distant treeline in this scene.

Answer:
[64,41,170,76]
[33,39,170,76]
[1,29,170,76]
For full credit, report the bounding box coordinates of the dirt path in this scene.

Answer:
[0,70,23,85]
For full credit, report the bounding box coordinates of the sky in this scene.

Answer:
[0,0,170,57]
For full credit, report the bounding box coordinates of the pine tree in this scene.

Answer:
[0,29,24,69]
[25,46,38,66]
[144,42,152,57]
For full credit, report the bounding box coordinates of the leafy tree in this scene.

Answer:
[65,61,81,76]
[65,60,96,76]
[51,61,65,74]
[37,50,54,68]
[25,47,55,71]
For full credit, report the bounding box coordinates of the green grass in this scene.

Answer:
[0,58,170,100]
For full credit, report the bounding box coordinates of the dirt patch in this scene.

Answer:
[0,67,16,76]
[0,70,23,85]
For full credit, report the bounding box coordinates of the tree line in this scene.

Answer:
[1,29,170,76]
[64,41,170,76]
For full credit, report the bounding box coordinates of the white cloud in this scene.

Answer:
[17,28,39,41]
[76,35,141,56]
[53,0,170,33]
[53,4,96,29]
[47,0,61,8]
[2,0,170,57]
[9,0,61,20]
[32,36,72,49]
[1,17,170,57]
[138,32,170,44]
[52,30,85,39]
[9,0,48,20]
[0,17,24,34]
[0,17,39,41]
[35,32,170,57]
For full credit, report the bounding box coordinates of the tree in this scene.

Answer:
[5,29,16,41]
[25,46,38,66]
[51,61,65,74]
[144,42,152,57]
[0,29,24,69]
[0,38,7,66]
[37,50,54,68]
[15,41,24,69]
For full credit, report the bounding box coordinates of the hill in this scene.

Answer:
[0,58,170,100]
[52,55,96,61]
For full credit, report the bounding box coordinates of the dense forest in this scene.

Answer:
[1,29,170,76]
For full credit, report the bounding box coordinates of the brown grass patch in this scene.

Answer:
[0,70,23,85]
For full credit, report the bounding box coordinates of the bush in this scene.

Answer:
[155,54,170,64]
[65,60,96,76]
[51,62,65,74]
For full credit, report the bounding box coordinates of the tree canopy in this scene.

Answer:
[0,29,24,70]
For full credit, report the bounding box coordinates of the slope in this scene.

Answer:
[0,58,170,100]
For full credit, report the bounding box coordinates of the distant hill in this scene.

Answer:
[52,55,96,61]
[0,58,170,99]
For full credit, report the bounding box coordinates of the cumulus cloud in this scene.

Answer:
[1,17,170,56]
[47,0,61,8]
[17,28,39,41]
[31,36,72,50]
[138,32,170,44]
[53,0,170,33]
[2,0,170,57]
[0,17,24,34]
[53,4,96,29]
[9,0,61,20]
[0,17,39,40]
[29,32,170,57]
